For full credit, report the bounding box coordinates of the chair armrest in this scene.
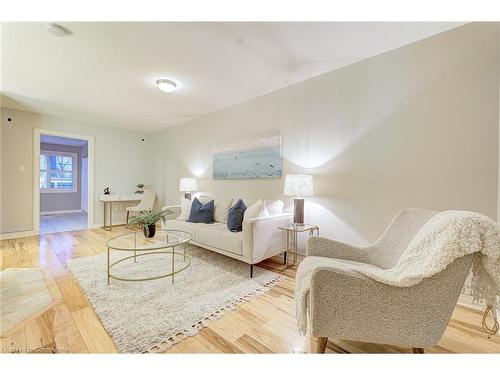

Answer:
[242,213,292,261]
[307,264,455,347]
[307,236,371,263]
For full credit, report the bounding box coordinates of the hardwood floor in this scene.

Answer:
[1,227,499,354]
[40,212,88,234]
[1,268,56,337]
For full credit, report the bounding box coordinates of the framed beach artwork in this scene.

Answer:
[213,136,282,179]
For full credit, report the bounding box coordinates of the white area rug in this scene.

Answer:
[67,246,282,353]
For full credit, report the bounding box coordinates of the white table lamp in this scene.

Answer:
[179,177,198,200]
[283,174,313,224]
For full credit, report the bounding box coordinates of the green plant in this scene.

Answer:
[127,209,170,236]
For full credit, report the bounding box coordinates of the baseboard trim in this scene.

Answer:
[456,293,500,315]
[93,222,127,229]
[0,230,37,240]
[457,294,482,311]
[41,209,84,216]
[458,293,500,335]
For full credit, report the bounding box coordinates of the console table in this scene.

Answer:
[100,194,143,230]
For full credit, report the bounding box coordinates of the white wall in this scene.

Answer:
[151,23,499,249]
[0,108,152,234]
[497,23,500,223]
[1,23,498,243]
[81,156,89,212]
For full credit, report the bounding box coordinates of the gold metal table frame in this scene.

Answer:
[106,230,192,284]
[278,224,319,266]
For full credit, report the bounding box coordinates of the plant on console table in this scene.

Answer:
[126,209,170,238]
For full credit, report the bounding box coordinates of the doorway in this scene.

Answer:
[33,129,94,234]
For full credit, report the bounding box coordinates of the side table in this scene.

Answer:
[278,224,319,266]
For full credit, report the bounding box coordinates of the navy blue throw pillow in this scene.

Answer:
[227,199,247,232]
[187,197,215,224]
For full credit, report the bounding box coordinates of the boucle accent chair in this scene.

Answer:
[304,209,474,353]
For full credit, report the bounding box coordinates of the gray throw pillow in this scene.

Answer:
[227,199,247,232]
[187,197,214,223]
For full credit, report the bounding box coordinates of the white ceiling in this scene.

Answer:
[1,22,463,133]
[41,134,88,146]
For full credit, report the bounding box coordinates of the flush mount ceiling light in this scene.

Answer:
[156,79,178,93]
[46,23,69,37]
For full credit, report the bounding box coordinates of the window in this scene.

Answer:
[40,151,78,193]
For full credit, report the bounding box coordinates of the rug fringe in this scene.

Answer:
[147,274,285,353]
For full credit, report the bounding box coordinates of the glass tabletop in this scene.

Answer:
[106,229,191,251]
[278,223,319,232]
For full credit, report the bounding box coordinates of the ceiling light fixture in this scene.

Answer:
[46,23,69,37]
[156,78,178,93]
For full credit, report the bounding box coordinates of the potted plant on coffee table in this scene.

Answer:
[126,209,171,238]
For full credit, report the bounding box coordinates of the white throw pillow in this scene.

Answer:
[259,201,271,218]
[178,197,192,221]
[243,199,265,222]
[232,198,256,209]
[213,198,234,223]
[197,195,212,203]
[265,199,284,216]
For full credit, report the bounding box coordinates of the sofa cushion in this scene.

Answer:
[163,219,200,238]
[187,197,215,224]
[214,198,234,223]
[195,223,243,255]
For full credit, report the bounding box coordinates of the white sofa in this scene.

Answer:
[161,197,292,277]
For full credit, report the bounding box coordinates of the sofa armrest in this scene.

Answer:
[161,205,181,224]
[242,213,292,262]
[307,236,371,263]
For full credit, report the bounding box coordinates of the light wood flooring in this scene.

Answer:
[40,212,88,234]
[1,226,499,354]
[1,269,55,336]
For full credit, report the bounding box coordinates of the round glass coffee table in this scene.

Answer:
[106,229,191,284]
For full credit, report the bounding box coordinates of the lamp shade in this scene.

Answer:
[179,177,198,192]
[283,174,313,197]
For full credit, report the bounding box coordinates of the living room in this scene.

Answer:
[1,0,500,373]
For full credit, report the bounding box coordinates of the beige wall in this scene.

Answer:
[498,59,500,222]
[1,23,498,242]
[151,23,499,248]
[0,108,152,234]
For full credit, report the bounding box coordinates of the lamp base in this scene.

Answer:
[293,198,304,224]
[184,192,192,200]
